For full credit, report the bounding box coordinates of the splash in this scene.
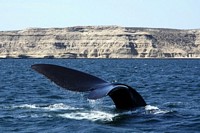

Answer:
[43,103,82,111]
[10,103,171,122]
[11,103,118,121]
[145,105,170,114]
[59,110,118,122]
[13,103,82,111]
[14,104,38,109]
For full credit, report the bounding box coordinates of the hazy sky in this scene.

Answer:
[0,0,200,31]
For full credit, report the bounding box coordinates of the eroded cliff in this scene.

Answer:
[0,26,200,58]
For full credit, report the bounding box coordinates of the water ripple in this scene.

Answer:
[0,59,200,132]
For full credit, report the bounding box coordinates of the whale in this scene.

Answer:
[31,64,146,110]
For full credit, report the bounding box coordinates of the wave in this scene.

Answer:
[11,103,117,122]
[59,110,118,122]
[145,105,171,114]
[3,103,172,122]
[13,103,82,111]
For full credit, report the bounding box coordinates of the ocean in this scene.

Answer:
[0,59,200,132]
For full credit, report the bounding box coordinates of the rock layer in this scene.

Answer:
[0,26,200,58]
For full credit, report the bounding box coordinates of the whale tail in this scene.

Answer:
[31,64,146,109]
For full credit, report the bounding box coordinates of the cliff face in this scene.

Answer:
[0,26,200,58]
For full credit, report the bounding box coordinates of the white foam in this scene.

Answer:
[15,104,38,109]
[59,110,118,122]
[145,105,159,110]
[16,113,52,119]
[43,103,82,111]
[13,104,117,121]
[87,99,98,105]
[13,103,82,111]
[145,105,170,114]
[12,104,171,121]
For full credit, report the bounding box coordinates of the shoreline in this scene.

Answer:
[0,57,200,60]
[1,26,200,59]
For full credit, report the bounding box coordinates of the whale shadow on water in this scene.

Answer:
[31,64,147,110]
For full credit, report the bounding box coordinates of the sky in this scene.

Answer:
[0,0,200,31]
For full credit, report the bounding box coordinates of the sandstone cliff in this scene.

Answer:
[0,26,200,58]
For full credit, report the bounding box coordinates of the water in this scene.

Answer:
[0,59,200,132]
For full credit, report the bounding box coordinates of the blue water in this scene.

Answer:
[0,59,200,132]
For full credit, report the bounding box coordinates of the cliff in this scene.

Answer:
[0,26,200,58]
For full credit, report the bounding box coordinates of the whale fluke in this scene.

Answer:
[31,64,108,92]
[31,64,146,109]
